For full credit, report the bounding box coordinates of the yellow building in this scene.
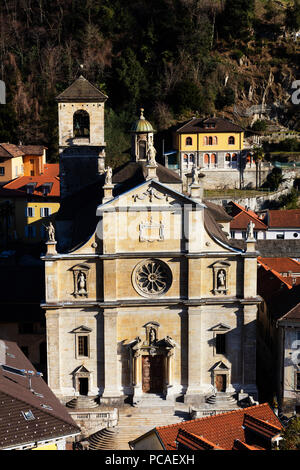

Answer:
[167,117,245,177]
[0,165,60,244]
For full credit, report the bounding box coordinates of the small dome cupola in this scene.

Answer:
[130,108,155,162]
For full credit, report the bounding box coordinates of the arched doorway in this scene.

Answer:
[73,110,90,138]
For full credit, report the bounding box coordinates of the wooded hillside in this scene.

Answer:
[0,0,299,165]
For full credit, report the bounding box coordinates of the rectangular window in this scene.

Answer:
[230,231,235,239]
[25,225,36,238]
[276,233,284,239]
[78,336,89,357]
[26,207,35,217]
[0,167,5,175]
[40,207,51,217]
[216,334,226,354]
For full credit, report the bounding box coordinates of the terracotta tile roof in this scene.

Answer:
[0,340,80,449]
[2,175,60,198]
[0,143,24,159]
[41,163,59,178]
[258,257,300,275]
[278,302,300,323]
[176,117,244,134]
[268,210,300,228]
[243,414,282,439]
[56,75,108,103]
[18,145,46,156]
[232,439,264,450]
[154,404,282,451]
[231,211,268,231]
[258,257,300,288]
[228,202,267,231]
[257,258,294,289]
[176,429,224,450]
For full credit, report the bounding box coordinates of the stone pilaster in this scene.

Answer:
[242,304,258,398]
[184,306,203,404]
[45,310,61,396]
[101,308,122,403]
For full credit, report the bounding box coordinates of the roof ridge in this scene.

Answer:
[244,413,282,432]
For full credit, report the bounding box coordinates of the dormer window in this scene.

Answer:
[26,183,36,195]
[42,183,53,196]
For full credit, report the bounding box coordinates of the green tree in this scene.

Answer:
[286,0,300,31]
[220,0,255,42]
[253,146,264,189]
[280,417,300,450]
[167,80,205,115]
[264,167,284,191]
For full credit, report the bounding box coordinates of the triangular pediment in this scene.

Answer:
[210,323,231,332]
[71,325,92,334]
[210,361,230,371]
[97,179,206,214]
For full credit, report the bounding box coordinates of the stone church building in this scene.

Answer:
[42,76,260,411]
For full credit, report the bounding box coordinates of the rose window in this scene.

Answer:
[132,259,172,297]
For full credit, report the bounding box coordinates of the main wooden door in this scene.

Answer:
[215,374,226,392]
[142,355,164,393]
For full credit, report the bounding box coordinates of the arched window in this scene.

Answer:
[213,136,218,145]
[211,153,217,165]
[208,136,213,145]
[186,137,192,146]
[225,153,231,162]
[232,153,237,161]
[73,110,90,138]
[228,136,235,145]
[204,137,208,145]
[139,140,146,159]
[204,154,210,166]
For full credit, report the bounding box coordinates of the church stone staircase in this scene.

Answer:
[66,396,99,409]
[206,392,238,406]
[86,403,187,450]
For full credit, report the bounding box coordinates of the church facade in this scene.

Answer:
[42,77,260,409]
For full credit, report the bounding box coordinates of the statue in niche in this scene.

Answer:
[149,327,157,345]
[105,166,113,185]
[45,221,55,242]
[77,271,87,295]
[217,269,226,289]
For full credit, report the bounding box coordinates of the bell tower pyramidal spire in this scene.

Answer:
[56,75,108,199]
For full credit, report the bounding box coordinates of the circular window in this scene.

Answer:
[293,233,299,238]
[132,259,172,297]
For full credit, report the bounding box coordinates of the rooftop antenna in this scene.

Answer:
[21,369,43,392]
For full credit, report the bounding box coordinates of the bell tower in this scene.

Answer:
[56,76,108,199]
[130,108,155,162]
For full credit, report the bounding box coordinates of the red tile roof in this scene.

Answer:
[258,257,300,288]
[41,163,59,177]
[257,258,294,289]
[2,175,60,198]
[268,210,300,228]
[176,429,224,450]
[154,404,282,451]
[229,202,267,231]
